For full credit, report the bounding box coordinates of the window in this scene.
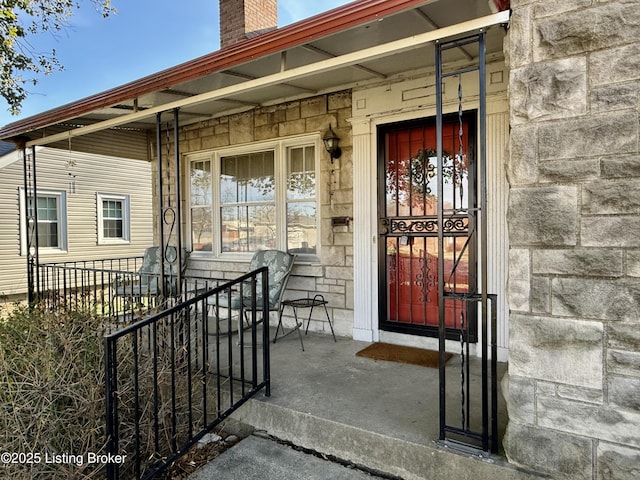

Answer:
[188,136,319,258]
[97,193,130,244]
[19,189,67,254]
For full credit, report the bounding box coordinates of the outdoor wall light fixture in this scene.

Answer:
[322,124,342,162]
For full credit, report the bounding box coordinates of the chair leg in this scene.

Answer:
[273,304,285,343]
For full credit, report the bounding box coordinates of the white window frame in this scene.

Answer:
[186,134,321,261]
[97,193,130,245]
[19,188,68,255]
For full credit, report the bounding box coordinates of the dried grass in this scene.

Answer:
[0,305,108,479]
[0,304,236,479]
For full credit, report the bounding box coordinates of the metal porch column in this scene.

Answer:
[436,31,498,454]
[155,108,184,302]
[23,145,40,304]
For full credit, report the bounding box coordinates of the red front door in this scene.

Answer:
[379,114,477,339]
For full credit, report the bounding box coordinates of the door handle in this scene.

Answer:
[378,218,389,235]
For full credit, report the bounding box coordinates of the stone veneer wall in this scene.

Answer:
[152,91,354,336]
[504,1,640,478]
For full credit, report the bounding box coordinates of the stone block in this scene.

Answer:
[508,186,578,246]
[532,248,623,277]
[552,277,640,321]
[501,373,536,424]
[201,134,230,149]
[590,82,639,113]
[530,276,550,313]
[305,114,338,135]
[332,307,353,330]
[324,266,352,281]
[533,0,592,18]
[332,232,352,247]
[506,125,538,186]
[228,112,254,144]
[582,216,640,248]
[508,248,530,311]
[254,124,279,141]
[503,422,593,478]
[583,179,640,215]
[254,107,286,127]
[300,97,327,118]
[557,384,603,405]
[503,6,532,69]
[510,58,586,124]
[285,275,317,292]
[608,323,640,352]
[510,314,603,388]
[601,155,640,179]
[608,375,640,411]
[597,443,640,480]
[591,43,640,87]
[291,264,323,277]
[345,280,354,309]
[322,246,346,266]
[538,158,600,183]
[327,91,351,110]
[608,350,640,377]
[538,112,637,160]
[534,1,640,61]
[537,395,640,448]
[285,103,300,121]
[278,120,305,137]
[627,251,640,277]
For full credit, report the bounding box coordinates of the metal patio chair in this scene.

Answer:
[206,249,296,339]
[113,245,189,312]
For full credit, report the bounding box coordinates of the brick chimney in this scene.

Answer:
[220,0,278,49]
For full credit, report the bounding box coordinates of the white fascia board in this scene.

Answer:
[27,10,510,148]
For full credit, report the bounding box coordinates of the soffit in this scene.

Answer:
[0,0,508,144]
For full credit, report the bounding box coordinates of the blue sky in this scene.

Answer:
[0,0,352,128]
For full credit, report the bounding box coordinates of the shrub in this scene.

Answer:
[0,305,107,479]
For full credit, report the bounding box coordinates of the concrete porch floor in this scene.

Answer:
[225,330,545,480]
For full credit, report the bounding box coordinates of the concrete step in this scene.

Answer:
[232,398,547,480]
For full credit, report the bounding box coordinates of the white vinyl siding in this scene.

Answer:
[0,147,154,297]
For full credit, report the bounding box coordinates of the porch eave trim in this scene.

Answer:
[25,10,509,148]
[0,0,436,141]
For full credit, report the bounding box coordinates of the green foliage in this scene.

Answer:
[0,0,115,115]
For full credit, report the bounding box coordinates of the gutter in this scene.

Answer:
[0,0,436,140]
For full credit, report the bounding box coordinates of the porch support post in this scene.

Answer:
[156,112,165,297]
[156,109,183,301]
[172,108,183,297]
[350,118,377,342]
[22,144,40,304]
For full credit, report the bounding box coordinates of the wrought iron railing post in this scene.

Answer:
[435,31,497,454]
[105,337,119,480]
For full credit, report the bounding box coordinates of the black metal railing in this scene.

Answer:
[39,257,172,326]
[104,267,270,480]
[439,293,498,454]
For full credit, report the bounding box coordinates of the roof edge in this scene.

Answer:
[0,0,434,140]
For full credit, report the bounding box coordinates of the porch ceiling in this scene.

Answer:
[0,0,509,146]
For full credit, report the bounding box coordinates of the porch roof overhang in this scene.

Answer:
[0,0,510,147]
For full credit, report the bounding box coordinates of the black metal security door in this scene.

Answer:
[378,115,477,341]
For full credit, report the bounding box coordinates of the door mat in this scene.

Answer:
[355,342,452,368]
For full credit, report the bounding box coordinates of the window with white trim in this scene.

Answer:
[188,136,319,259]
[19,189,67,254]
[97,193,130,244]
